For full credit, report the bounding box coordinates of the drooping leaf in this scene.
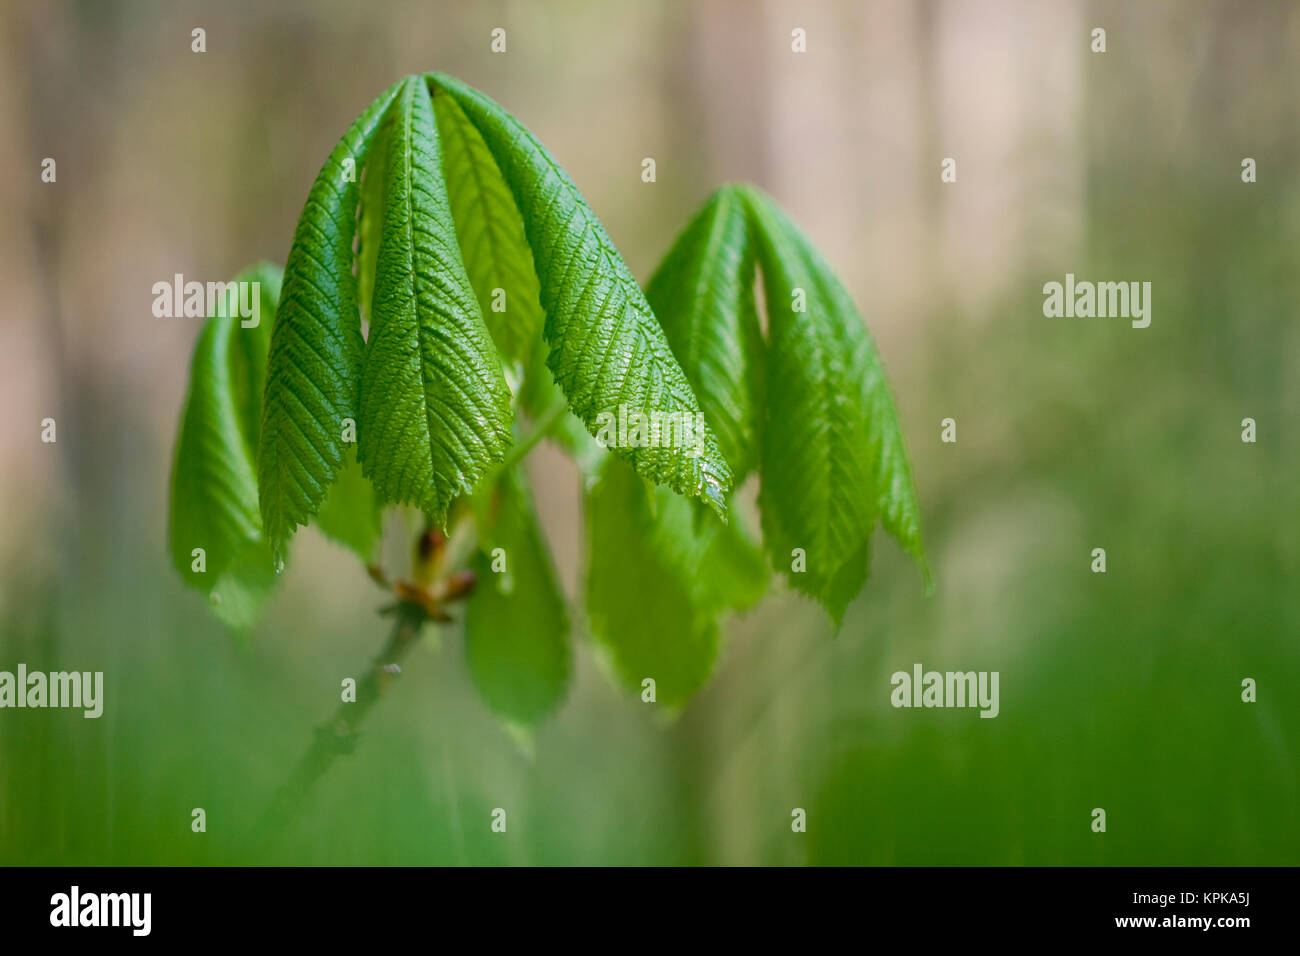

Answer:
[584,457,767,709]
[432,87,544,367]
[645,186,765,482]
[432,70,606,462]
[738,185,928,623]
[356,101,398,327]
[259,79,404,560]
[429,72,733,517]
[800,234,927,580]
[356,76,514,525]
[464,466,570,725]
[225,272,277,457]
[169,262,284,626]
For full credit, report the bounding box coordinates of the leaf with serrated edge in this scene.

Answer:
[356,104,397,327]
[738,185,928,624]
[432,88,544,367]
[357,76,513,524]
[170,262,284,625]
[259,79,404,560]
[429,73,732,517]
[646,186,765,482]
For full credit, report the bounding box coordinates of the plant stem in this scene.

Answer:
[247,600,428,854]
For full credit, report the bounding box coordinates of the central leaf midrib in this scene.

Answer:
[689,192,744,468]
[396,79,445,492]
[752,200,839,565]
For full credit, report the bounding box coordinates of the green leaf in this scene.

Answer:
[225,271,279,457]
[738,185,928,623]
[432,87,545,367]
[259,78,405,560]
[356,100,397,328]
[314,445,381,561]
[429,73,733,517]
[465,466,570,725]
[169,262,284,626]
[433,74,597,464]
[584,458,767,709]
[645,186,765,482]
[356,76,514,525]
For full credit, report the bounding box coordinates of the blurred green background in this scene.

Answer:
[1,0,1296,865]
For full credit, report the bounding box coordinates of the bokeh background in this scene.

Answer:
[1,0,1297,865]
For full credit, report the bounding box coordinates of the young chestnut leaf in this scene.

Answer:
[429,73,733,517]
[432,87,596,461]
[259,79,405,560]
[261,72,731,559]
[432,88,545,368]
[645,186,765,483]
[739,185,928,622]
[169,263,284,627]
[355,76,514,523]
[646,184,927,628]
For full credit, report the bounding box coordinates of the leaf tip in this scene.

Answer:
[697,475,729,522]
